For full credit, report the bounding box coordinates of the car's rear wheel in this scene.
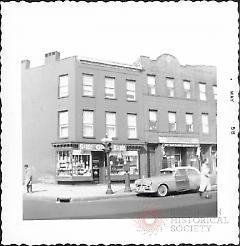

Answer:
[157,184,168,197]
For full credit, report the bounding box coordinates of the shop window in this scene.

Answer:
[56,151,71,176]
[126,80,136,101]
[105,77,115,99]
[110,151,139,176]
[201,113,209,134]
[83,110,94,137]
[106,112,116,138]
[213,85,217,100]
[149,110,158,131]
[183,80,191,99]
[199,82,207,101]
[127,113,137,138]
[83,74,94,97]
[166,78,175,97]
[168,112,176,132]
[59,74,69,98]
[185,113,194,132]
[147,75,156,95]
[58,110,68,138]
[72,154,91,176]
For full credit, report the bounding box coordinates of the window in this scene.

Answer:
[183,80,191,99]
[110,151,139,176]
[83,74,94,97]
[147,75,156,95]
[127,114,137,138]
[105,77,115,98]
[199,83,207,101]
[201,113,209,134]
[106,112,116,138]
[83,110,94,137]
[185,113,194,132]
[166,78,175,97]
[149,110,158,131]
[168,112,176,132]
[213,85,217,100]
[58,111,68,138]
[126,80,136,101]
[59,75,68,98]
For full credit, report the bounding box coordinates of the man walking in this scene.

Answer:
[199,158,211,198]
[24,164,33,193]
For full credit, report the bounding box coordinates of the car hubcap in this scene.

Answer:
[158,186,167,196]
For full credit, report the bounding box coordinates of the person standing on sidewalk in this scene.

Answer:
[24,164,33,193]
[199,158,211,199]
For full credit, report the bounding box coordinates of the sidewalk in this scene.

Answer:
[23,182,136,202]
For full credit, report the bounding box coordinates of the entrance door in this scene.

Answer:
[92,151,105,183]
[174,169,190,191]
[174,154,181,167]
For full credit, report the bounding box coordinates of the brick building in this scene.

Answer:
[22,52,217,183]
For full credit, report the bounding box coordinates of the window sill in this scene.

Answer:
[58,96,69,99]
[128,138,139,140]
[82,95,95,98]
[82,136,96,139]
[105,97,117,100]
[127,99,137,102]
[59,137,69,139]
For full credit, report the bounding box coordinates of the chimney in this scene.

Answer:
[21,59,30,70]
[45,51,60,64]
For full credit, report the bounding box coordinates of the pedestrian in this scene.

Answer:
[24,164,33,193]
[199,158,211,198]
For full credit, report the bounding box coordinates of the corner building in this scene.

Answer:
[22,52,217,183]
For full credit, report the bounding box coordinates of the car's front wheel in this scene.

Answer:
[157,184,168,197]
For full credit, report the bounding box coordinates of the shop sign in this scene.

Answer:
[159,136,199,145]
[164,143,198,147]
[78,143,126,152]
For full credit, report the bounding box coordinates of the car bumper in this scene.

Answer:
[135,184,155,193]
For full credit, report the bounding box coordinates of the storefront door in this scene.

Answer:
[92,151,105,183]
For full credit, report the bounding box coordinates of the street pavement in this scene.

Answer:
[23,190,217,220]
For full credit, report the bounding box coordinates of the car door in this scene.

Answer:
[174,169,190,191]
[187,168,200,189]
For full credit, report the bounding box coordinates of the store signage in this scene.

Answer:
[78,143,126,152]
[159,136,199,145]
[163,143,198,147]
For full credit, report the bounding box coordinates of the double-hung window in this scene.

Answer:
[105,77,115,99]
[58,111,68,138]
[213,85,217,100]
[168,112,176,132]
[147,75,156,95]
[127,114,137,139]
[183,80,191,99]
[199,83,207,101]
[83,74,94,97]
[185,113,193,132]
[166,78,175,97]
[83,110,94,137]
[201,113,209,134]
[106,112,116,138]
[149,110,158,131]
[59,75,69,98]
[126,80,136,101]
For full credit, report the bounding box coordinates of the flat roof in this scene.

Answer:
[79,56,143,71]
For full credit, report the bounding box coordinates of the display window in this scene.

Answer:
[56,151,92,177]
[110,150,139,176]
[72,154,92,177]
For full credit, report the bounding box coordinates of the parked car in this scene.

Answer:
[135,166,200,197]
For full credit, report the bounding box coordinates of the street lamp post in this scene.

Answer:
[101,137,114,194]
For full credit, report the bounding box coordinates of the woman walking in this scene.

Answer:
[199,159,211,198]
[24,164,33,193]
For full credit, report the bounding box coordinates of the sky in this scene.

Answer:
[1,2,239,245]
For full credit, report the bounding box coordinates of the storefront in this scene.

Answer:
[52,142,142,183]
[159,136,200,170]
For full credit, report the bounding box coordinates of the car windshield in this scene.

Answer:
[160,170,174,175]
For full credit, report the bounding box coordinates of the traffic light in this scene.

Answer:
[107,142,112,152]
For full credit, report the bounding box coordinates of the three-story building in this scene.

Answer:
[22,52,217,183]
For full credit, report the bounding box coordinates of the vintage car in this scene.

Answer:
[135,166,200,197]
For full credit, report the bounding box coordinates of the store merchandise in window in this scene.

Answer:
[56,151,92,177]
[110,151,139,176]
